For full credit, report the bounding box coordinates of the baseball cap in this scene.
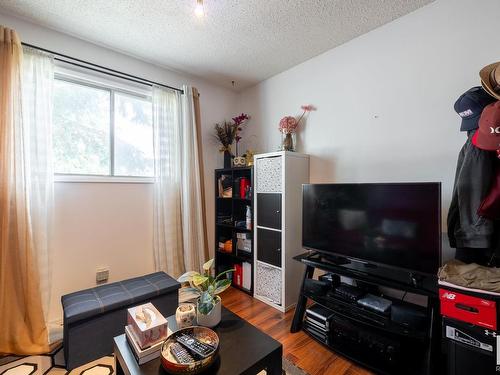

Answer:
[472,101,500,151]
[454,86,496,131]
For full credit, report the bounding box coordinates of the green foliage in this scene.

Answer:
[53,79,153,177]
[177,259,234,315]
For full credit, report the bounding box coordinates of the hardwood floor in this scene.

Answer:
[221,287,373,375]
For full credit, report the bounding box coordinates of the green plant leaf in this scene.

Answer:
[203,259,214,271]
[215,268,235,281]
[198,291,215,315]
[198,302,214,315]
[177,271,200,283]
[192,274,209,286]
[179,287,201,301]
[200,290,213,304]
[214,278,231,294]
[207,284,215,295]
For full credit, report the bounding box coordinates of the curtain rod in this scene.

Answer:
[21,42,184,94]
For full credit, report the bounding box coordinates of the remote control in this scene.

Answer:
[170,342,194,364]
[176,333,215,358]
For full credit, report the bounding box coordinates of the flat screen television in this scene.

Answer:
[302,183,441,275]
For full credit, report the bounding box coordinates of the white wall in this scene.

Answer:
[0,12,237,324]
[237,0,500,234]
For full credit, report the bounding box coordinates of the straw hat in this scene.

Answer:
[480,62,500,100]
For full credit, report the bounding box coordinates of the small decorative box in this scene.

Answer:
[127,303,168,349]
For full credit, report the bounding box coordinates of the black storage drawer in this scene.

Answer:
[443,318,496,375]
[257,193,281,229]
[257,228,281,268]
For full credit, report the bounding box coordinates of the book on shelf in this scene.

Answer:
[242,262,252,290]
[232,262,251,290]
[233,264,242,287]
[125,325,167,364]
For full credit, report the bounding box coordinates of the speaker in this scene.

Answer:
[391,304,428,330]
[304,279,330,295]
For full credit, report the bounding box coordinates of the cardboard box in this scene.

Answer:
[127,303,168,349]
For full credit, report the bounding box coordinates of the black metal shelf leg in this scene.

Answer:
[290,264,315,333]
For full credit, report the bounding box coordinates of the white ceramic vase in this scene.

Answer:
[175,303,196,329]
[197,296,221,328]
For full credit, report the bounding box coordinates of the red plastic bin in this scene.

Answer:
[439,288,497,330]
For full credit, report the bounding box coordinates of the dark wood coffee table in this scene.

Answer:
[114,306,283,375]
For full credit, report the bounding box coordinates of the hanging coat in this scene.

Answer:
[478,160,500,220]
[448,131,496,249]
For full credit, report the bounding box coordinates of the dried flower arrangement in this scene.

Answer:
[214,113,250,167]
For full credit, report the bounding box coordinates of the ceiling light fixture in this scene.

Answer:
[195,0,205,17]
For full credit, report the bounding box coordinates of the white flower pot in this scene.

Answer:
[197,296,221,328]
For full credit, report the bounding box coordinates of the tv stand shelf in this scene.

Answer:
[291,251,441,375]
[303,290,429,341]
[296,251,438,297]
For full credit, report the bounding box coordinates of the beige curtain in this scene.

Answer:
[192,88,209,265]
[152,85,208,277]
[179,86,209,272]
[153,87,185,276]
[0,26,49,354]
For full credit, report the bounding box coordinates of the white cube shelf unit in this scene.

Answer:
[253,151,310,312]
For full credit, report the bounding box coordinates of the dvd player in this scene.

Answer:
[332,284,365,302]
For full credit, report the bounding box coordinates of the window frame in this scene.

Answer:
[53,68,154,184]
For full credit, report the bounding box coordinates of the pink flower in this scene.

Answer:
[279,116,298,134]
[278,105,316,134]
[232,113,250,125]
[301,104,316,112]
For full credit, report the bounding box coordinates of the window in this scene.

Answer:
[52,75,154,179]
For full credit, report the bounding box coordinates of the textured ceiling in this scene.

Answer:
[0,0,433,90]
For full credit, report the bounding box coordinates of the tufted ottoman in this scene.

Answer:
[61,272,180,370]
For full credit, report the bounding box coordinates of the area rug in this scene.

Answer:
[0,348,113,375]
[0,348,308,375]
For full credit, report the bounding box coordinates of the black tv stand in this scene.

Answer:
[291,251,441,375]
[316,253,351,266]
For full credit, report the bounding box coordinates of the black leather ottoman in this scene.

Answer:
[61,272,180,370]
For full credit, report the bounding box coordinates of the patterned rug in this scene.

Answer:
[0,346,308,375]
[0,346,113,375]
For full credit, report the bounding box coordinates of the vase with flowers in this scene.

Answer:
[214,113,250,168]
[278,105,315,152]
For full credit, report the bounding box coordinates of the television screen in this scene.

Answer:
[302,183,441,275]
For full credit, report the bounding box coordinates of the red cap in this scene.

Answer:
[475,101,500,151]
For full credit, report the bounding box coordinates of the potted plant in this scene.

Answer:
[178,259,234,327]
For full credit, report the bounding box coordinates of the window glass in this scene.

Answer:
[52,76,154,178]
[114,93,154,177]
[53,79,110,175]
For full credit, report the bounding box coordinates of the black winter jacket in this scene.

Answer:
[448,132,496,249]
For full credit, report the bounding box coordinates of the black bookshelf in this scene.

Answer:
[214,166,254,295]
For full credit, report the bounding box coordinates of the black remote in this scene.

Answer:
[170,342,194,364]
[176,333,215,358]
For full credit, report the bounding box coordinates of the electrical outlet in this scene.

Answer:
[96,267,109,284]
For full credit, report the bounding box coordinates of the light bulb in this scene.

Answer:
[195,0,204,17]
